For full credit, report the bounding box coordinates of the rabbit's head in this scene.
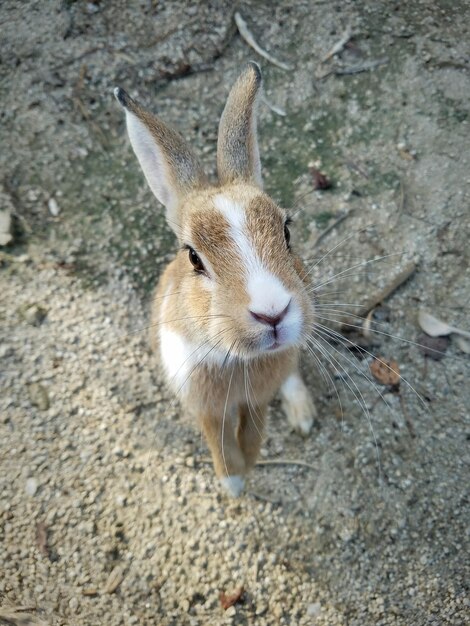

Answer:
[115,63,314,361]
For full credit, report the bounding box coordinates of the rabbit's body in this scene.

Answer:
[116,64,316,496]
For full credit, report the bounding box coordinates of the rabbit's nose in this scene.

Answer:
[250,301,290,327]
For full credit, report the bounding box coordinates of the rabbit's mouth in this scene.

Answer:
[259,321,301,354]
[253,303,303,354]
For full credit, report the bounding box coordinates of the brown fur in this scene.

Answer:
[116,64,316,493]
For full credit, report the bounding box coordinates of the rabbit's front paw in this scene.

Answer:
[280,373,316,436]
[220,475,245,497]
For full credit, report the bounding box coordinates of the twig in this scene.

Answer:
[376,29,415,39]
[51,45,103,71]
[261,95,286,117]
[0,608,49,625]
[313,210,353,248]
[319,57,389,79]
[72,64,109,148]
[344,159,369,179]
[198,457,316,471]
[322,26,352,62]
[234,12,293,71]
[334,57,389,75]
[397,179,406,214]
[256,459,317,471]
[427,59,469,71]
[249,491,282,505]
[342,260,418,326]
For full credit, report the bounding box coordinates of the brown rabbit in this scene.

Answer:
[115,62,316,496]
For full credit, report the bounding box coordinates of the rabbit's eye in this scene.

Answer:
[188,247,205,273]
[284,220,292,249]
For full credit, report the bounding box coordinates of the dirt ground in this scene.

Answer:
[1,1,469,625]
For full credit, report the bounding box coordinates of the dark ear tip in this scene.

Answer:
[114,87,132,108]
[247,61,262,84]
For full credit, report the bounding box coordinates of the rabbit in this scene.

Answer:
[114,62,317,497]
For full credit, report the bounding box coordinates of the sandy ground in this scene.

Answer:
[1,1,469,625]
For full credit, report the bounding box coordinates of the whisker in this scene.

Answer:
[243,363,264,440]
[315,303,372,309]
[117,314,232,341]
[147,289,186,304]
[306,333,382,478]
[308,252,406,292]
[312,312,455,361]
[166,328,230,394]
[301,332,345,428]
[311,321,427,411]
[286,186,317,214]
[141,329,233,516]
[221,358,236,479]
[301,228,371,279]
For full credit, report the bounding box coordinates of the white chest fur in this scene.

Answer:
[159,327,226,396]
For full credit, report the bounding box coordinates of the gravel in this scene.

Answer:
[1,1,469,625]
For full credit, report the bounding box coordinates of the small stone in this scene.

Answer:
[26,477,38,496]
[19,303,47,326]
[307,602,321,617]
[255,603,268,616]
[115,494,127,507]
[0,345,14,358]
[48,197,60,217]
[28,383,50,410]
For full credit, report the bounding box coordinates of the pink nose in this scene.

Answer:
[250,302,290,327]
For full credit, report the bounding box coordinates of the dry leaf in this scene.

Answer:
[0,608,49,625]
[219,586,244,610]
[362,309,374,340]
[370,357,400,386]
[82,588,99,597]
[103,564,124,594]
[418,310,452,337]
[398,148,416,161]
[35,522,49,558]
[418,310,470,340]
[310,167,332,190]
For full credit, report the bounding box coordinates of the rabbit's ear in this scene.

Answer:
[114,88,207,225]
[217,62,263,188]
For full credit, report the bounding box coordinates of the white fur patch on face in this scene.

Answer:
[247,269,291,318]
[213,194,258,273]
[213,194,302,347]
